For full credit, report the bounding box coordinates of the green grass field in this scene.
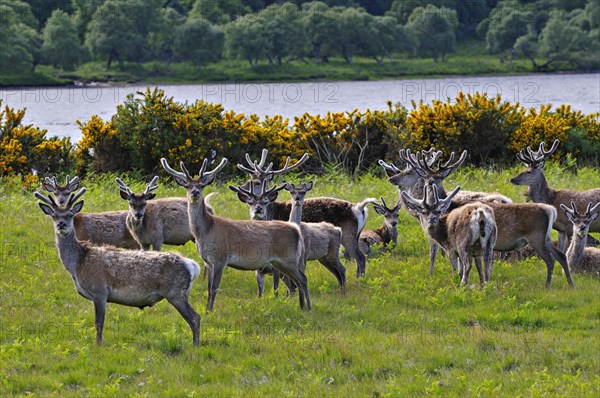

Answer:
[1,164,598,396]
[4,51,540,87]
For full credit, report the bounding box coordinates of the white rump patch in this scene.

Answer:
[353,198,376,235]
[183,258,201,291]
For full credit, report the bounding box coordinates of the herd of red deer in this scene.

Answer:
[35,140,599,345]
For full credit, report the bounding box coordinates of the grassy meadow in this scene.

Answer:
[3,50,538,87]
[1,163,599,396]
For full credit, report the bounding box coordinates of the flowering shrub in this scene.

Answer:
[2,91,597,180]
[0,101,72,182]
[404,92,525,164]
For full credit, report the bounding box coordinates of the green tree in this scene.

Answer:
[23,0,72,27]
[72,0,105,39]
[362,15,414,64]
[174,19,224,67]
[258,3,304,65]
[41,9,86,70]
[189,0,249,24]
[0,0,39,72]
[300,1,338,63]
[538,10,590,67]
[224,14,268,67]
[479,1,531,61]
[406,4,458,62]
[148,7,186,63]
[85,0,162,68]
[330,6,373,64]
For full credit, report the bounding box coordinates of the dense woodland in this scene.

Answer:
[1,0,599,76]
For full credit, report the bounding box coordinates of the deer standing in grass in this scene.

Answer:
[402,186,497,285]
[43,175,140,249]
[380,148,511,273]
[383,149,574,288]
[510,140,600,250]
[284,181,346,288]
[227,181,289,297]
[359,197,401,256]
[115,176,194,251]
[161,157,311,311]
[237,149,372,277]
[560,202,600,275]
[35,188,201,346]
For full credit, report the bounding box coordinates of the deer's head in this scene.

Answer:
[35,188,86,237]
[116,176,159,221]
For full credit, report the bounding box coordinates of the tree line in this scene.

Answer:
[1,0,599,74]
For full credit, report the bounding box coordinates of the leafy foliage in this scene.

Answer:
[0,100,72,180]
[40,9,87,71]
[405,4,459,62]
[0,0,40,73]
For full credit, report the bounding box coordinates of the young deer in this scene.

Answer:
[43,175,140,249]
[560,202,600,275]
[161,157,311,311]
[228,181,289,298]
[402,186,497,285]
[238,149,372,277]
[115,176,194,251]
[43,175,81,206]
[510,140,600,250]
[359,197,401,256]
[35,189,201,346]
[284,181,346,287]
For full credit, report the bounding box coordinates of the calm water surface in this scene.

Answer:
[1,73,598,142]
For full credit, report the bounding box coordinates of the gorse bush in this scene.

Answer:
[2,90,598,181]
[0,101,72,184]
[404,92,525,164]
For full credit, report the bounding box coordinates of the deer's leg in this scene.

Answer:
[92,297,107,346]
[448,250,460,279]
[271,267,281,297]
[429,240,439,274]
[206,264,225,312]
[341,227,366,277]
[152,241,162,251]
[459,251,471,286]
[484,242,495,282]
[318,258,346,288]
[167,295,201,346]
[529,239,556,288]
[474,257,484,284]
[546,238,575,288]
[255,270,266,298]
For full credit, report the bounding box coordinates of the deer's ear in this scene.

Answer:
[200,174,216,187]
[69,180,80,190]
[119,190,130,200]
[589,211,599,223]
[373,205,386,215]
[306,181,313,190]
[71,200,84,214]
[266,190,280,202]
[403,201,421,214]
[39,203,54,216]
[43,183,56,193]
[384,169,397,178]
[173,176,189,188]
[230,186,252,204]
[146,193,156,200]
[535,161,545,170]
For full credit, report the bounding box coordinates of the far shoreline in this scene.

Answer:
[1,69,598,91]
